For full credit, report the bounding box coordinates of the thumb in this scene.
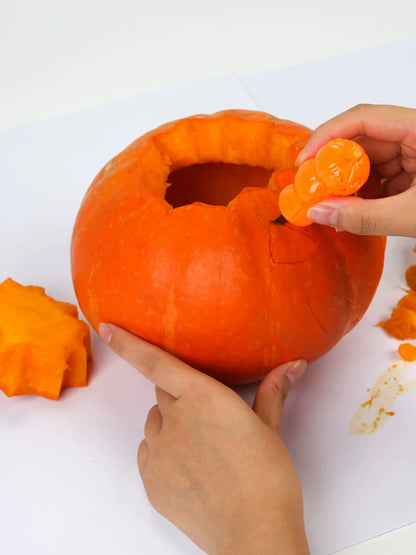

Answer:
[253,360,307,431]
[307,186,416,237]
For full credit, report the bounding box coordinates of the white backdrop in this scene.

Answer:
[1,2,416,553]
[1,0,416,130]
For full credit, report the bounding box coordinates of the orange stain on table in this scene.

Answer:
[349,361,416,435]
[352,242,416,434]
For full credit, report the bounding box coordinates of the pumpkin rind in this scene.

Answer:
[71,110,386,383]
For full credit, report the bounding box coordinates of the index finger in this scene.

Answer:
[99,322,204,398]
[297,104,416,164]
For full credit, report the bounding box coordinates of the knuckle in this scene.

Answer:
[141,477,160,511]
[269,379,289,402]
[356,211,378,235]
[139,350,161,378]
[350,102,372,115]
[338,203,379,235]
[144,405,159,439]
[137,439,148,471]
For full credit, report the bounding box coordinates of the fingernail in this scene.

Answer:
[295,145,310,166]
[286,359,307,385]
[98,323,112,344]
[295,153,306,166]
[307,202,339,228]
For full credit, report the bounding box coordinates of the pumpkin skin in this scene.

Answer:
[71,110,386,384]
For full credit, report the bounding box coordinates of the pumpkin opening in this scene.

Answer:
[166,162,273,207]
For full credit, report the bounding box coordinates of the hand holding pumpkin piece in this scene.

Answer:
[278,138,370,226]
[99,323,309,555]
[298,104,416,236]
[0,278,91,400]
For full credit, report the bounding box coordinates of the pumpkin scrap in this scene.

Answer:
[0,278,91,400]
[279,138,370,226]
[379,254,416,360]
[405,264,416,291]
[378,290,416,340]
[398,342,416,362]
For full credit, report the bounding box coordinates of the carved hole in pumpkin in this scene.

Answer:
[166,162,273,207]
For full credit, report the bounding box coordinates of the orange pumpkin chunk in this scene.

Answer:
[378,290,416,340]
[405,264,416,291]
[0,278,91,400]
[398,342,416,362]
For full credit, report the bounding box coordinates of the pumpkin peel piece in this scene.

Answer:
[0,278,91,400]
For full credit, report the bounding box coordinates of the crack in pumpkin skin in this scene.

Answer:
[305,295,343,342]
[268,223,321,264]
[71,110,386,383]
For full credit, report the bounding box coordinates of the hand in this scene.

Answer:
[297,104,416,237]
[99,323,309,555]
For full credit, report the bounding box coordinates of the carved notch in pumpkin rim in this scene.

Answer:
[165,162,273,208]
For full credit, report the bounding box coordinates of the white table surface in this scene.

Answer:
[2,2,416,553]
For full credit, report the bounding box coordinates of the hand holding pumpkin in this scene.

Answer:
[99,323,309,555]
[299,104,416,237]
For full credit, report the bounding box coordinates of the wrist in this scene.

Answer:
[213,507,309,555]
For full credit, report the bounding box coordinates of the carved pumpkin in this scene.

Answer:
[71,110,386,383]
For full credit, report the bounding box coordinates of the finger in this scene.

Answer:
[155,385,176,414]
[307,184,416,236]
[354,135,401,166]
[98,323,206,398]
[137,439,149,473]
[296,104,416,164]
[358,170,383,199]
[253,360,307,431]
[382,171,413,196]
[144,404,163,441]
[373,155,404,179]
[360,138,416,177]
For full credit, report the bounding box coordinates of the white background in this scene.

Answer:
[1,0,416,131]
[1,1,416,554]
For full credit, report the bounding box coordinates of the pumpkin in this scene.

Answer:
[71,110,386,384]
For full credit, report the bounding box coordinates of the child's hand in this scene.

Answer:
[297,104,416,237]
[99,323,309,555]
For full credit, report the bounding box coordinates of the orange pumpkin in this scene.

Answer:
[71,110,386,383]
